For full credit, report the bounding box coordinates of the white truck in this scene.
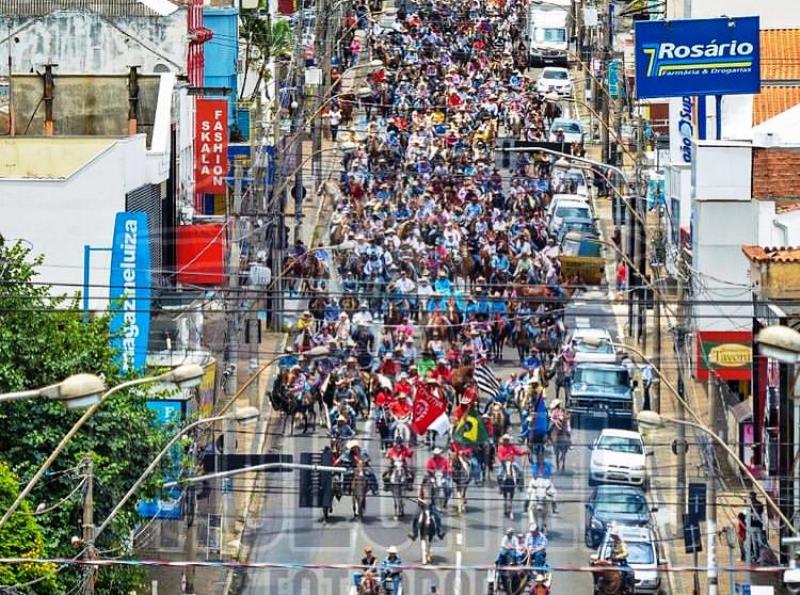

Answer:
[527,0,570,67]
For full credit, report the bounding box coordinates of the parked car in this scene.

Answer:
[585,485,651,548]
[536,67,573,95]
[548,118,584,144]
[589,429,649,488]
[594,525,665,594]
[570,328,618,364]
[568,364,636,429]
[556,216,598,243]
[548,197,592,233]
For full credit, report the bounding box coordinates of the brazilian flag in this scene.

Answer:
[453,407,490,445]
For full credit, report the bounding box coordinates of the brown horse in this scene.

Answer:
[591,558,625,595]
[451,366,474,395]
[488,403,508,441]
[458,246,478,289]
[340,294,359,317]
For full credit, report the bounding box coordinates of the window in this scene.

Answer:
[596,436,643,454]
[553,122,581,133]
[556,206,590,220]
[627,542,656,564]
[596,493,646,514]
[574,339,613,354]
[543,69,569,80]
[536,28,566,43]
[574,367,629,387]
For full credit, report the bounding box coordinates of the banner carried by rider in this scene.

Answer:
[411,385,450,435]
[453,406,489,445]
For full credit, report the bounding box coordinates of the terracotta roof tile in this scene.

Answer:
[0,0,167,17]
[761,29,800,81]
[742,245,800,263]
[753,86,800,126]
[776,202,800,213]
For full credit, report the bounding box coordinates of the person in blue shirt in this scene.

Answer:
[465,199,483,220]
[323,297,340,323]
[278,347,298,370]
[433,270,452,294]
[525,524,548,568]
[380,546,403,593]
[490,293,509,319]
[530,452,554,480]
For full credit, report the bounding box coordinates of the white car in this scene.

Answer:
[570,328,617,363]
[552,167,590,197]
[589,429,648,488]
[536,67,573,95]
[595,526,664,594]
[548,118,584,144]
[548,197,592,233]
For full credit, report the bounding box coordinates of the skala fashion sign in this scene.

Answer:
[109,212,151,373]
[635,17,761,98]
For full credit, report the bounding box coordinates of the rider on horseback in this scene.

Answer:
[383,435,414,488]
[409,475,446,541]
[331,416,355,452]
[449,441,481,483]
[525,523,549,568]
[606,527,635,593]
[379,546,404,593]
[496,434,526,485]
[548,399,571,436]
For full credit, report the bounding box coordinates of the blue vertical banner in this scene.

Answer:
[108,212,152,373]
[137,398,189,520]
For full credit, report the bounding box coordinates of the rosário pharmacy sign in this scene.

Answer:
[696,331,752,381]
[635,16,761,99]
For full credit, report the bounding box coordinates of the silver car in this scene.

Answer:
[594,526,666,594]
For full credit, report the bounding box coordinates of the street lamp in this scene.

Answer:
[0,363,205,532]
[0,373,106,410]
[756,325,800,364]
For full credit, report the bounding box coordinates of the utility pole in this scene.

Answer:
[707,376,719,595]
[225,162,244,394]
[292,6,306,243]
[312,0,328,191]
[675,268,688,531]
[270,100,284,332]
[635,116,647,348]
[183,484,198,593]
[82,456,95,595]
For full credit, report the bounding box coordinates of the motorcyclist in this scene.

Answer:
[383,435,414,488]
[379,545,403,593]
[607,527,635,593]
[496,434,526,485]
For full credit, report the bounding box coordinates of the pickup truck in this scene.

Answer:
[567,363,636,429]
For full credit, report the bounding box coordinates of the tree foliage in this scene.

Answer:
[0,462,57,593]
[239,11,294,100]
[0,241,170,593]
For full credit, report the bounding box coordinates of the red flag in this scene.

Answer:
[411,385,447,435]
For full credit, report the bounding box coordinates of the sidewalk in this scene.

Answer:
[592,195,779,595]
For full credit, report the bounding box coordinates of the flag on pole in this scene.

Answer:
[474,363,501,398]
[453,406,490,445]
[411,386,448,435]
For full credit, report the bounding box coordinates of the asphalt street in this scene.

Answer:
[235,285,666,595]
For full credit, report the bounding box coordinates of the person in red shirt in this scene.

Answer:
[425,447,452,475]
[451,395,473,423]
[616,259,628,292]
[431,359,452,384]
[394,373,413,398]
[496,434,526,486]
[374,386,393,409]
[383,435,414,487]
[390,396,412,422]
[380,354,400,378]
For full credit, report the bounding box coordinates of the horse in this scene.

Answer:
[392,417,413,445]
[288,386,316,435]
[450,452,471,515]
[498,459,518,519]
[458,246,478,289]
[415,501,437,565]
[340,294,359,317]
[550,413,572,472]
[488,403,509,443]
[590,558,627,595]
[351,460,368,521]
[388,459,407,519]
[432,470,450,511]
[357,571,381,595]
[526,477,552,534]
[513,320,533,365]
[490,315,509,362]
[451,366,474,395]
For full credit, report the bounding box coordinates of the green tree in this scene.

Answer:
[0,462,57,593]
[239,11,294,101]
[0,241,170,593]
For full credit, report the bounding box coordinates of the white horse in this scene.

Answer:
[526,475,556,534]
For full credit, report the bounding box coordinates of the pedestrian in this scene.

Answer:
[616,259,628,292]
[736,512,747,561]
[329,105,342,141]
[641,363,653,411]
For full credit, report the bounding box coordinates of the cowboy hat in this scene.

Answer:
[387,545,399,554]
[549,399,561,409]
